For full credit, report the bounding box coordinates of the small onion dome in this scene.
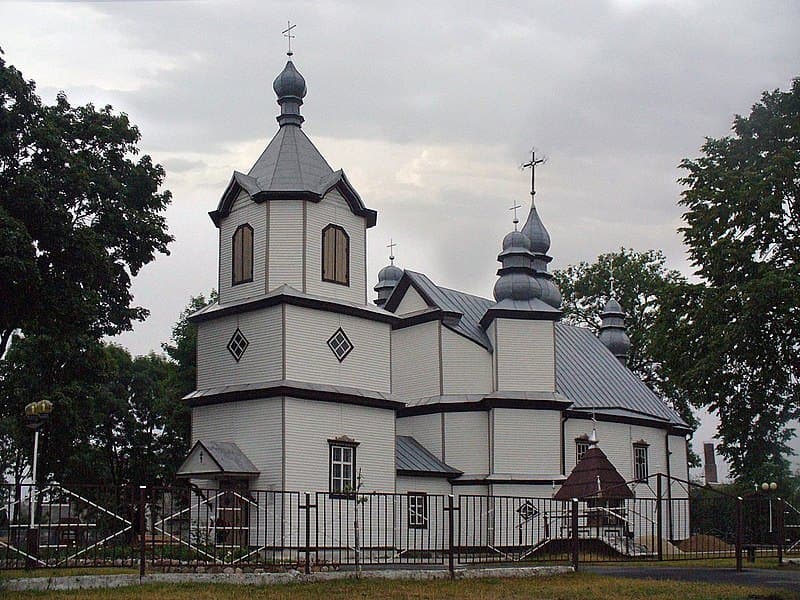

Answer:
[374,264,403,307]
[273,60,307,99]
[598,297,631,366]
[273,61,307,126]
[493,228,540,302]
[521,204,551,255]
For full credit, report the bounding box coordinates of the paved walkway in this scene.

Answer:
[587,565,800,593]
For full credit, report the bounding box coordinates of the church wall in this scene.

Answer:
[494,319,555,392]
[219,191,267,306]
[440,329,493,395]
[490,484,558,498]
[394,286,429,314]
[396,414,443,460]
[396,476,452,496]
[391,321,440,399]
[284,304,390,393]
[492,408,561,474]
[283,397,396,492]
[443,411,490,473]
[267,199,304,291]
[191,397,283,491]
[305,190,367,304]
[196,306,282,389]
[563,418,673,495]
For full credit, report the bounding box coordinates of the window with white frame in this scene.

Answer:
[633,443,649,481]
[576,439,590,464]
[408,493,427,529]
[329,440,357,496]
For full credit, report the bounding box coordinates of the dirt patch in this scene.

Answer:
[634,535,683,556]
[675,534,733,553]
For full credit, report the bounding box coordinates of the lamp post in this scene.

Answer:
[24,399,53,564]
[759,481,778,534]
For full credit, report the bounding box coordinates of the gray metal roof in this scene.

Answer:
[396,435,461,476]
[555,323,687,426]
[247,124,333,193]
[177,441,259,477]
[403,271,494,350]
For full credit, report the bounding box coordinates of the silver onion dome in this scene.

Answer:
[374,264,403,307]
[273,61,307,126]
[598,297,631,365]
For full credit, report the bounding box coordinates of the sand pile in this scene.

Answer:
[633,535,683,556]
[675,534,733,553]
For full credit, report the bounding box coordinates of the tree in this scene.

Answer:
[0,51,172,357]
[667,77,800,484]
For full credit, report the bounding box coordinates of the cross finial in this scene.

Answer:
[282,20,296,56]
[521,148,546,205]
[609,273,616,297]
[387,239,397,265]
[509,203,522,230]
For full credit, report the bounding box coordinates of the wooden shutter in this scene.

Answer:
[242,225,253,281]
[323,227,336,281]
[233,227,243,284]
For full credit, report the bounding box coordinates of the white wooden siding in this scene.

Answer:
[564,419,670,498]
[191,398,282,490]
[284,304,390,392]
[396,476,452,496]
[494,319,555,391]
[394,286,429,315]
[219,191,267,305]
[305,190,367,304]
[196,306,282,389]
[490,484,557,498]
[492,408,561,473]
[283,397,396,492]
[267,199,304,291]
[443,411,489,473]
[391,321,440,399]
[396,414,443,460]
[441,328,492,394]
[669,435,689,491]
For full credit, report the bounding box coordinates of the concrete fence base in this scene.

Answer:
[2,565,573,592]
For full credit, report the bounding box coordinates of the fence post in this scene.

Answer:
[571,498,579,571]
[447,494,455,578]
[138,485,146,578]
[656,473,663,561]
[777,497,785,565]
[735,496,743,572]
[303,493,311,575]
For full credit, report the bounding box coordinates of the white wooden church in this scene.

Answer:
[177,55,691,522]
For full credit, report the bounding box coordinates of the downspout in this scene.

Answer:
[560,413,568,476]
[665,430,673,541]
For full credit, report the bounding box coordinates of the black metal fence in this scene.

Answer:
[1,476,797,574]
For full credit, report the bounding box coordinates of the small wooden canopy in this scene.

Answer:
[554,446,633,500]
[177,440,259,479]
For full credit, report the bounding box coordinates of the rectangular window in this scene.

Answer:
[322,225,350,286]
[329,442,356,496]
[232,224,253,285]
[408,493,427,529]
[634,444,648,481]
[576,440,590,464]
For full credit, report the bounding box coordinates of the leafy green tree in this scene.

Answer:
[0,51,172,357]
[667,77,800,484]
[554,248,695,430]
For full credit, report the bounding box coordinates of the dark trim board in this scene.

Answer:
[189,292,398,325]
[564,408,692,436]
[396,469,458,479]
[452,477,565,486]
[185,382,403,411]
[400,397,572,417]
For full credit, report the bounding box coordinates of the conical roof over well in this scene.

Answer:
[554,446,633,500]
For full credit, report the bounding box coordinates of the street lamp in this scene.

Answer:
[759,481,778,534]
[25,400,53,530]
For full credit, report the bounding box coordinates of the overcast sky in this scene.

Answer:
[2,0,799,471]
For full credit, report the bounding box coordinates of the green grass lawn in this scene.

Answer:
[0,567,137,581]
[4,573,799,600]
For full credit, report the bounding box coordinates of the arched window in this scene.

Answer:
[232,224,253,285]
[322,224,349,286]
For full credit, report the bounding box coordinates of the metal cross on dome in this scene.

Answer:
[282,20,296,56]
[509,203,522,230]
[387,239,397,265]
[521,148,546,204]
